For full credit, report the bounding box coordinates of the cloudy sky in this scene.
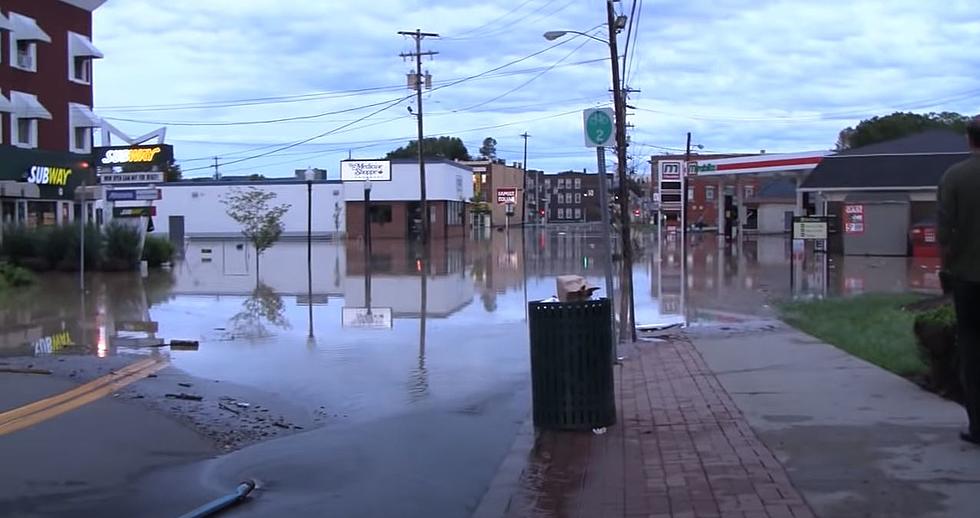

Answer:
[92,0,980,179]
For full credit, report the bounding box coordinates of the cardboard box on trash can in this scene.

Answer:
[556,275,600,302]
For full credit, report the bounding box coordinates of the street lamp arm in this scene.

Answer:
[543,30,609,45]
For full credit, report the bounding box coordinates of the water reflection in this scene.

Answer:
[227,283,290,341]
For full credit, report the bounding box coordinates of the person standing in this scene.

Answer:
[938,115,980,445]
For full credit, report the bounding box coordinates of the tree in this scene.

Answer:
[837,111,970,150]
[386,136,471,161]
[478,137,497,160]
[221,187,291,281]
[164,160,182,182]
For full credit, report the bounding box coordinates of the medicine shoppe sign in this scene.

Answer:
[0,146,90,200]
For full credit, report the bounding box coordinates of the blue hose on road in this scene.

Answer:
[177,480,256,518]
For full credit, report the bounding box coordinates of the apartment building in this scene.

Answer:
[541,170,614,223]
[0,0,104,227]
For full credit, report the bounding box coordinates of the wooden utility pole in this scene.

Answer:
[606,0,636,341]
[520,132,530,223]
[399,29,438,243]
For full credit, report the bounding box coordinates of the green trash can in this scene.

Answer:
[528,298,616,430]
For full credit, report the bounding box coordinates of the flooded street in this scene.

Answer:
[0,226,942,517]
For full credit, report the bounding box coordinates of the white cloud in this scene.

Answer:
[92,0,980,178]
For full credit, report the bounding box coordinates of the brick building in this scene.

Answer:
[460,159,529,226]
[540,170,614,223]
[344,159,472,240]
[0,0,104,228]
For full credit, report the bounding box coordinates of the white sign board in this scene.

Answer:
[792,217,829,240]
[341,160,391,182]
[99,172,165,184]
[496,188,517,204]
[342,307,393,329]
[583,107,615,147]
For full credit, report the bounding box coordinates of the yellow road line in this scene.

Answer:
[0,357,168,436]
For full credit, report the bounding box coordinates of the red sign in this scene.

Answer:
[844,204,864,234]
[496,188,517,205]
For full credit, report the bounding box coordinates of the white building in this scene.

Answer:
[152,179,346,241]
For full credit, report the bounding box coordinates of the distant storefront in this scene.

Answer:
[0,146,91,227]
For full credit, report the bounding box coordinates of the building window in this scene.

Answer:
[14,118,36,148]
[68,31,103,84]
[558,208,565,219]
[688,187,695,201]
[73,57,91,83]
[705,186,716,201]
[545,178,551,187]
[69,103,100,153]
[74,127,90,152]
[744,185,755,198]
[557,193,564,204]
[574,178,582,189]
[558,178,565,189]
[369,204,392,224]
[575,193,581,203]
[574,208,582,219]
[8,13,49,73]
[14,39,36,71]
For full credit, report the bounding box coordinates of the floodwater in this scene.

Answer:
[0,226,942,516]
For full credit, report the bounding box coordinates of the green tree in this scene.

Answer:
[478,137,497,160]
[221,187,291,281]
[386,136,471,161]
[164,160,182,182]
[837,111,970,150]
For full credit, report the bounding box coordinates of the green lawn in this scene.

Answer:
[778,293,927,378]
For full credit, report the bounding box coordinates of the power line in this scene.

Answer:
[103,96,410,126]
[181,94,413,173]
[632,88,980,123]
[441,0,559,41]
[439,0,539,39]
[451,32,598,112]
[625,0,644,86]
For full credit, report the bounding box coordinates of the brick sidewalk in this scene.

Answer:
[500,337,815,518]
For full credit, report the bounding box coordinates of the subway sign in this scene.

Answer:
[93,144,173,174]
[25,165,73,186]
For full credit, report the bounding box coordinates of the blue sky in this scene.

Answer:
[92,0,980,179]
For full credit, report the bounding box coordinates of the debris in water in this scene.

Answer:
[165,393,203,401]
[0,367,52,375]
[592,427,607,435]
[170,340,199,351]
[178,382,192,388]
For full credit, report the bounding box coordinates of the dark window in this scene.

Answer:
[661,193,683,203]
[369,204,392,223]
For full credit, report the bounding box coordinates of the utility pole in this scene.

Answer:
[212,156,220,180]
[606,0,636,342]
[399,29,438,243]
[684,131,692,238]
[521,132,530,224]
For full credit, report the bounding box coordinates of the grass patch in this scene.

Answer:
[778,293,927,378]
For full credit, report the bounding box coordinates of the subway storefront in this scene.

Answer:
[0,147,92,227]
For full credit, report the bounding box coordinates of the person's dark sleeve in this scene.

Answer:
[937,170,956,268]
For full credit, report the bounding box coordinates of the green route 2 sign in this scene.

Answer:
[583,108,615,147]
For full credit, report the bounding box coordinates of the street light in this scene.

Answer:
[544,2,637,342]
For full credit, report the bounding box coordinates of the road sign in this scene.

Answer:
[792,216,829,240]
[99,172,165,184]
[583,108,615,147]
[496,188,517,204]
[342,307,393,329]
[107,188,161,202]
[113,206,156,218]
[106,190,136,201]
